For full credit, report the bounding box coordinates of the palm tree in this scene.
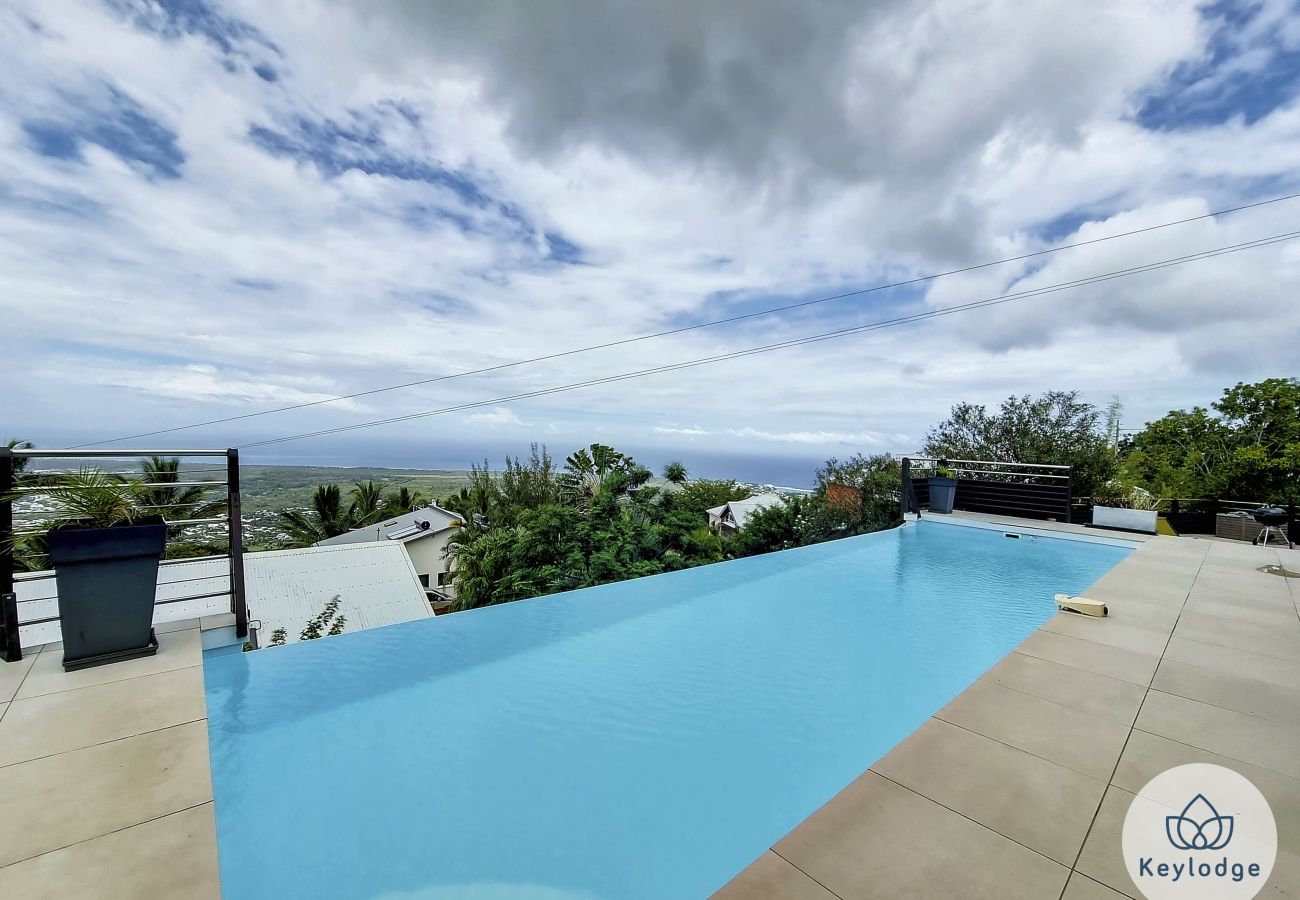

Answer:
[663,461,688,485]
[560,443,629,510]
[443,525,534,611]
[278,485,353,547]
[349,480,388,527]
[135,457,227,527]
[383,486,425,517]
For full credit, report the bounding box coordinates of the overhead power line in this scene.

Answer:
[241,230,1300,449]
[78,190,1300,448]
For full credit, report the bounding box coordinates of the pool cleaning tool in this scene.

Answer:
[1055,594,1108,617]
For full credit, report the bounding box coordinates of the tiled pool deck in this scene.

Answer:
[1,517,1297,899]
[0,615,225,899]
[717,517,1300,899]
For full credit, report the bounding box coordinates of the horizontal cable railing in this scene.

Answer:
[2,447,247,662]
[901,456,1074,522]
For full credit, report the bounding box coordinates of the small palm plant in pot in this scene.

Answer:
[928,462,959,514]
[40,470,168,670]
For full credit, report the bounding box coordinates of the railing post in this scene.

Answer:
[1065,467,1073,524]
[899,457,909,520]
[227,449,248,639]
[1,447,20,662]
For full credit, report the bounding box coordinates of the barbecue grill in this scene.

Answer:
[1251,507,1293,548]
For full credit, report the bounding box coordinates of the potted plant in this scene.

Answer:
[1091,481,1162,533]
[40,471,167,670]
[928,463,958,514]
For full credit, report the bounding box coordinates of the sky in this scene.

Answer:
[2,0,1299,479]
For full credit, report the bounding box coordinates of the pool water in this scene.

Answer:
[203,521,1129,899]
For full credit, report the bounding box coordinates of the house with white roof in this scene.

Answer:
[315,505,464,598]
[706,493,784,534]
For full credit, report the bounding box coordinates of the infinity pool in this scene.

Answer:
[203,520,1129,899]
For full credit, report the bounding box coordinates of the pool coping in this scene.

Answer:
[714,515,1300,899]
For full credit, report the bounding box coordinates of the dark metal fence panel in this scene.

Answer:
[227,449,248,638]
[951,478,1073,521]
[904,457,1074,522]
[1,447,17,662]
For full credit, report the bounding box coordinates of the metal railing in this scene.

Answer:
[1,448,247,662]
[901,456,1075,522]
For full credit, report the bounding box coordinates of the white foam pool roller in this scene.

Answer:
[1054,594,1108,617]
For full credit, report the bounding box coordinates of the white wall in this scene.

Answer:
[402,529,457,595]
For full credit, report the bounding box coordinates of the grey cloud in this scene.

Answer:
[346,1,1195,200]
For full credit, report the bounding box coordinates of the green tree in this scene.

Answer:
[277,485,354,546]
[675,479,751,516]
[923,390,1117,498]
[499,444,561,516]
[1123,378,1300,504]
[382,486,426,517]
[559,443,648,510]
[135,457,227,528]
[727,496,806,556]
[663,461,688,485]
[349,480,388,527]
[815,453,901,533]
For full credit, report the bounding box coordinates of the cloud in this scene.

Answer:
[654,424,886,447]
[1,0,1298,465]
[465,407,525,427]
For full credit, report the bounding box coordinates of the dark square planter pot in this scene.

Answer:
[928,477,957,514]
[47,517,167,671]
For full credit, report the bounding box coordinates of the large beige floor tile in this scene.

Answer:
[16,628,201,700]
[1111,729,1300,852]
[872,718,1106,864]
[0,721,212,867]
[1163,637,1300,690]
[0,666,205,766]
[153,617,202,635]
[1173,610,1300,661]
[1183,599,1300,631]
[1063,873,1131,900]
[980,651,1146,725]
[1040,614,1172,657]
[711,851,837,900]
[0,653,36,703]
[1135,690,1300,779]
[936,681,1130,781]
[1096,596,1182,630]
[0,803,219,900]
[1074,786,1138,899]
[1015,630,1160,686]
[1185,577,1296,602]
[774,772,1068,900]
[1153,658,1300,725]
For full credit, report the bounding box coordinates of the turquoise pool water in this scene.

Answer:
[203,521,1129,899]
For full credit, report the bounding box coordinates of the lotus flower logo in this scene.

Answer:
[1166,794,1234,850]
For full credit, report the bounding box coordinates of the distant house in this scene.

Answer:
[315,506,463,599]
[707,493,784,534]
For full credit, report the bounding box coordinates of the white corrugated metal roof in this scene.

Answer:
[243,544,431,644]
[13,543,431,649]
